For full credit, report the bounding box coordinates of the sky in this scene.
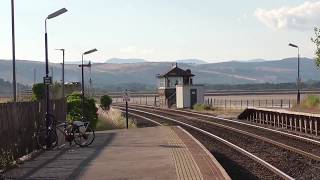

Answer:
[0,0,319,63]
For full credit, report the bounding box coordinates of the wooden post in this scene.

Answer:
[277,113,280,127]
[304,117,307,134]
[241,100,243,109]
[259,100,261,107]
[299,116,302,132]
[210,98,213,107]
[294,116,297,131]
[290,115,293,130]
[309,118,313,134]
[272,100,274,107]
[246,100,249,108]
[280,99,283,109]
[315,120,318,136]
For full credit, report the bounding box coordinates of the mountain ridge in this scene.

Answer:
[0,57,318,91]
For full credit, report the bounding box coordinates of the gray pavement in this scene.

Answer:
[4,126,229,180]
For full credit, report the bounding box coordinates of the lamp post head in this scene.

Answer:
[83,48,98,55]
[289,43,298,48]
[55,48,65,52]
[47,8,68,19]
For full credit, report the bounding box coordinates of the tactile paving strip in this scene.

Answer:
[167,128,204,180]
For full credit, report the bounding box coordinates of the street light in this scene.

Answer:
[289,43,301,104]
[11,0,16,102]
[55,49,65,98]
[44,8,67,147]
[81,49,97,119]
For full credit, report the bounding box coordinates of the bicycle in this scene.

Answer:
[56,117,95,147]
[36,113,58,150]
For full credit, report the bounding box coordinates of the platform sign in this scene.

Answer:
[123,90,131,102]
[43,76,52,85]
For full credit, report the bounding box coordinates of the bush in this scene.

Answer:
[193,104,212,111]
[67,92,98,128]
[31,83,45,101]
[301,95,320,109]
[100,95,112,110]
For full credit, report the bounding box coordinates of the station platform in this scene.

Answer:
[3,126,230,180]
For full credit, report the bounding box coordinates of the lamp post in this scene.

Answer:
[289,43,301,105]
[44,8,67,147]
[11,0,16,102]
[81,49,97,119]
[56,49,65,98]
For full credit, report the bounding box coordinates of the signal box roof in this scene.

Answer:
[157,66,194,78]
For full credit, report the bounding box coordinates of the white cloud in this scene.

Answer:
[254,1,320,31]
[237,13,248,24]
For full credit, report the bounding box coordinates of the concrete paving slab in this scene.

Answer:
[3,126,229,180]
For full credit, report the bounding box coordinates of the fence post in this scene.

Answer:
[258,100,261,107]
[280,99,283,109]
[266,99,268,107]
[230,99,232,108]
[289,99,291,109]
[246,100,249,108]
[154,96,156,107]
[210,98,213,107]
[241,100,243,109]
[252,100,255,107]
[225,99,227,109]
[272,100,274,107]
[146,96,148,105]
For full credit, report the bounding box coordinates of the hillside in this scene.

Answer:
[0,57,319,91]
[0,78,29,96]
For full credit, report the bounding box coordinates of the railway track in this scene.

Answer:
[114,104,320,179]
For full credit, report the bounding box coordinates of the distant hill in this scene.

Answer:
[105,58,147,64]
[0,78,29,96]
[0,57,318,91]
[177,59,207,64]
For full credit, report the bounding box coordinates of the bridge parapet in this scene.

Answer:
[238,108,320,136]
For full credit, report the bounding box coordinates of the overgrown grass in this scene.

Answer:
[192,103,242,119]
[0,149,14,170]
[193,104,214,111]
[294,95,320,109]
[96,107,136,131]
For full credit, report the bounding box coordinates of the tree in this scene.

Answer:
[67,92,98,128]
[311,27,320,68]
[31,83,45,101]
[100,95,112,110]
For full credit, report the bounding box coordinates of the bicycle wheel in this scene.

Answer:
[74,126,95,147]
[36,128,58,150]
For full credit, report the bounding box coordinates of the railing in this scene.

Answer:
[238,108,320,136]
[204,98,295,109]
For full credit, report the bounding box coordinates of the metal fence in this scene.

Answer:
[0,99,66,163]
[204,98,295,109]
[113,95,295,109]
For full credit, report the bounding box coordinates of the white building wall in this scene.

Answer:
[176,86,184,108]
[176,85,204,108]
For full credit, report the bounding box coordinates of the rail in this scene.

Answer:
[114,105,294,180]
